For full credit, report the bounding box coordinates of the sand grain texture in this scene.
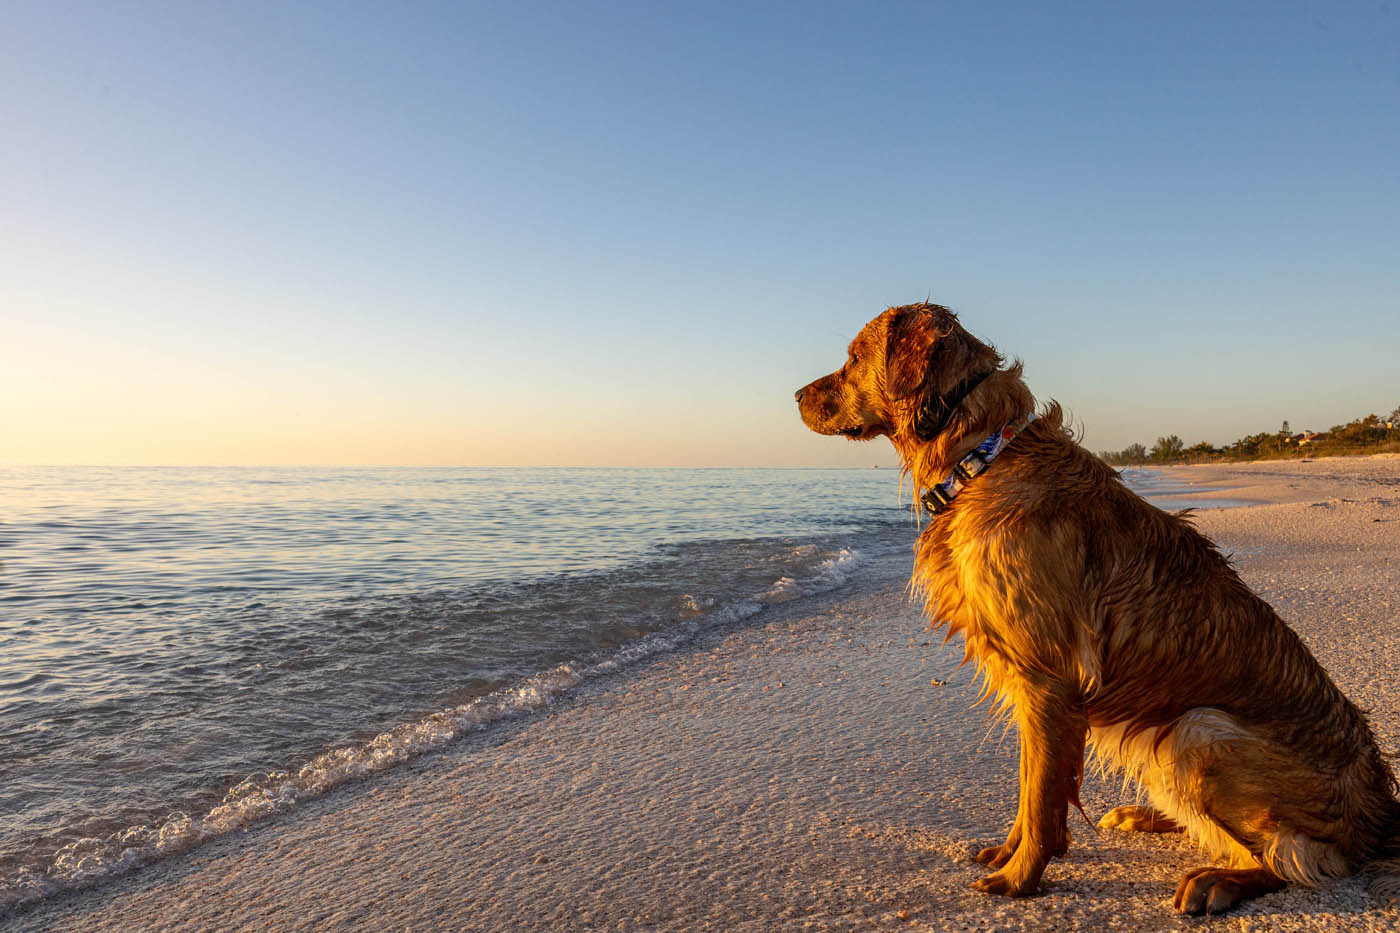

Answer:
[12,456,1400,931]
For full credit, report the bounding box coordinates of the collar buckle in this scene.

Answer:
[922,485,954,514]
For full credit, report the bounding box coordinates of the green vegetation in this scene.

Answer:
[1099,405,1400,465]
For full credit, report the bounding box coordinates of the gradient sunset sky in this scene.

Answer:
[4,2,1397,467]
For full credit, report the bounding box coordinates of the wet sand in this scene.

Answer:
[13,455,1400,931]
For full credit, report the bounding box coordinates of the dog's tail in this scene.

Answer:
[1364,810,1400,906]
[1367,860,1400,906]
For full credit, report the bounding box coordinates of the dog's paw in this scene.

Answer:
[970,867,1040,898]
[1099,805,1181,834]
[1173,867,1284,915]
[1173,870,1245,915]
[973,842,1017,868]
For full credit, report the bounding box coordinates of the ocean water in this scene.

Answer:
[0,464,1199,911]
[0,466,917,910]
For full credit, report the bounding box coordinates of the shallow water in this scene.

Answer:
[1116,467,1252,511]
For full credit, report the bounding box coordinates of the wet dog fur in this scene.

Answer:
[795,302,1400,914]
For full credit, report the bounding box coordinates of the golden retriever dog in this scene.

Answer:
[795,302,1400,914]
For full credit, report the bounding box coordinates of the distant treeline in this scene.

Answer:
[1099,406,1400,465]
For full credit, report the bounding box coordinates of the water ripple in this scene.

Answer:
[0,466,910,912]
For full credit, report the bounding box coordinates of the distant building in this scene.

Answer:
[1299,432,1327,445]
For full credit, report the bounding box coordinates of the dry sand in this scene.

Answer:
[11,455,1400,932]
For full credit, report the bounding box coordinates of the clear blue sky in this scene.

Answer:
[3,1,1397,466]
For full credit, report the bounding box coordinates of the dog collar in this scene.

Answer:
[921,414,1037,515]
[915,369,996,440]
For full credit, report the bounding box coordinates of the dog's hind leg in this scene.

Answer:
[1098,805,1182,833]
[1145,714,1350,914]
[971,677,1087,897]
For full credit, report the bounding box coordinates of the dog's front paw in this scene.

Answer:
[970,867,1041,898]
[978,829,1067,866]
[973,841,1017,868]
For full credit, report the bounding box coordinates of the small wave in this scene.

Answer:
[761,547,861,603]
[0,672,50,692]
[0,545,864,913]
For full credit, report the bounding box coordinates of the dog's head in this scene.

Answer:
[795,303,1004,443]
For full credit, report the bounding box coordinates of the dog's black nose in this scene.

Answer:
[794,388,805,403]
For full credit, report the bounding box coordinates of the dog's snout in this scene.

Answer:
[794,388,805,403]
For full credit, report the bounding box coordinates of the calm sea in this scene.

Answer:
[0,464,1198,910]
[0,466,919,910]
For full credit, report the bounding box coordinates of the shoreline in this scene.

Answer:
[14,456,1400,931]
[1129,452,1400,505]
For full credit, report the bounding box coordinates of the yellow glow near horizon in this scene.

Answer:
[1,352,890,469]
[2,299,899,467]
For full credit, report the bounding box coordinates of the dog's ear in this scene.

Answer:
[885,305,952,399]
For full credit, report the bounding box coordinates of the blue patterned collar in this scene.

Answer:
[921,414,1037,515]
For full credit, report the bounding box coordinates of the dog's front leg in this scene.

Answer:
[974,743,1029,868]
[973,740,1075,869]
[971,679,1087,897]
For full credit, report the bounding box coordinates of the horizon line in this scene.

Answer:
[0,462,903,470]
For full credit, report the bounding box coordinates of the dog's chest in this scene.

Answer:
[918,523,1088,680]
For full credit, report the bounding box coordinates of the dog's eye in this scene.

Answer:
[848,354,858,366]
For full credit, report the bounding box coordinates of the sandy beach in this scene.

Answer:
[12,455,1400,932]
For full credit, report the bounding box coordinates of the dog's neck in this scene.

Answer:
[892,367,1038,499]
[915,369,997,440]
